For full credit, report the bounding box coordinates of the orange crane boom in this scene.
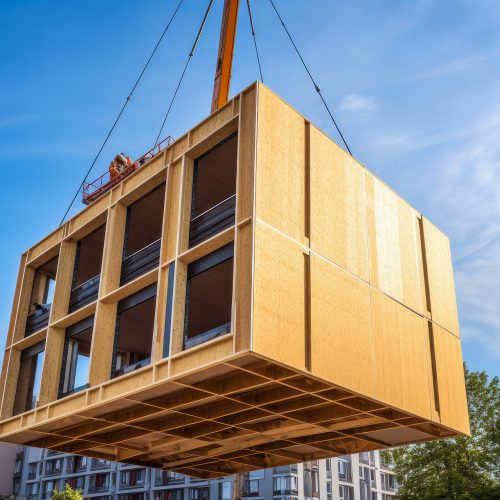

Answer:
[211,0,240,112]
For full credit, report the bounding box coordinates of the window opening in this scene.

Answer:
[69,225,106,312]
[163,262,176,358]
[338,458,352,483]
[184,243,234,350]
[155,491,184,500]
[89,473,109,492]
[120,468,146,488]
[339,485,354,500]
[13,341,45,415]
[121,185,165,285]
[59,316,94,397]
[189,488,209,500]
[111,284,156,378]
[25,255,59,337]
[189,134,237,247]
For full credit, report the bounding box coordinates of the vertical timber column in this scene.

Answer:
[157,160,183,361]
[0,254,28,417]
[89,204,126,385]
[234,86,256,352]
[155,163,182,362]
[0,349,20,418]
[11,264,35,344]
[50,240,77,322]
[38,240,77,405]
[169,156,192,357]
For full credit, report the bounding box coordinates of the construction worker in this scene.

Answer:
[109,159,120,180]
[109,152,132,180]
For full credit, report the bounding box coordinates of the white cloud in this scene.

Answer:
[429,118,500,359]
[370,112,500,155]
[338,94,377,112]
[411,51,500,81]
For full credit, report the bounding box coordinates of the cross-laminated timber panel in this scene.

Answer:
[252,84,468,436]
[0,82,469,477]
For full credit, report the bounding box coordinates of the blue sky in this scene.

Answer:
[0,0,499,378]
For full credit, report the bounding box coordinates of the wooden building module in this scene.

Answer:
[0,83,469,478]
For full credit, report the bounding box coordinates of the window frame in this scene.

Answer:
[13,340,46,414]
[111,284,157,379]
[59,316,94,398]
[183,243,234,350]
[189,133,238,248]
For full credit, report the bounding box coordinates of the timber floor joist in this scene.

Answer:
[4,353,455,478]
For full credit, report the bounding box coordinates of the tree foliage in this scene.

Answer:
[52,484,83,500]
[383,367,500,499]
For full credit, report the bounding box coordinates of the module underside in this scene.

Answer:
[7,353,455,478]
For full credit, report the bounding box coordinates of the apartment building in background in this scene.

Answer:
[0,441,17,496]
[11,446,397,500]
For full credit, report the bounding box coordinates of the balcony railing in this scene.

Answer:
[82,136,174,205]
[25,306,50,336]
[189,194,235,247]
[120,239,161,286]
[88,484,109,493]
[69,275,100,312]
[154,471,185,486]
[112,357,151,379]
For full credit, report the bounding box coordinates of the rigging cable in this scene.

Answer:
[153,0,214,148]
[267,0,352,156]
[59,0,185,225]
[246,0,264,83]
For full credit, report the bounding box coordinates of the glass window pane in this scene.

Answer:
[112,291,156,378]
[192,135,237,217]
[60,321,93,395]
[186,257,233,343]
[14,345,45,414]
[125,185,165,256]
[73,225,106,287]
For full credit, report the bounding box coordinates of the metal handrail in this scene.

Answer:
[82,136,174,205]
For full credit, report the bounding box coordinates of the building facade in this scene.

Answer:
[0,83,468,478]
[12,446,397,500]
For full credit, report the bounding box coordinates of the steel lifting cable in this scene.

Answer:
[59,0,184,226]
[267,0,352,156]
[246,0,264,83]
[154,0,214,148]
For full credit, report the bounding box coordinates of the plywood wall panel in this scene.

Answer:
[366,174,403,302]
[26,227,64,265]
[39,326,65,405]
[252,222,306,371]
[432,324,469,434]
[50,241,77,322]
[234,223,253,352]
[371,289,432,420]
[310,254,373,396]
[236,87,256,222]
[89,302,118,386]
[190,103,234,146]
[255,87,307,245]
[309,126,369,281]
[163,161,182,263]
[397,199,424,315]
[422,218,460,336]
[366,174,423,315]
[0,350,20,419]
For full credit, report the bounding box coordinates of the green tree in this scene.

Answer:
[52,484,83,500]
[383,366,500,499]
